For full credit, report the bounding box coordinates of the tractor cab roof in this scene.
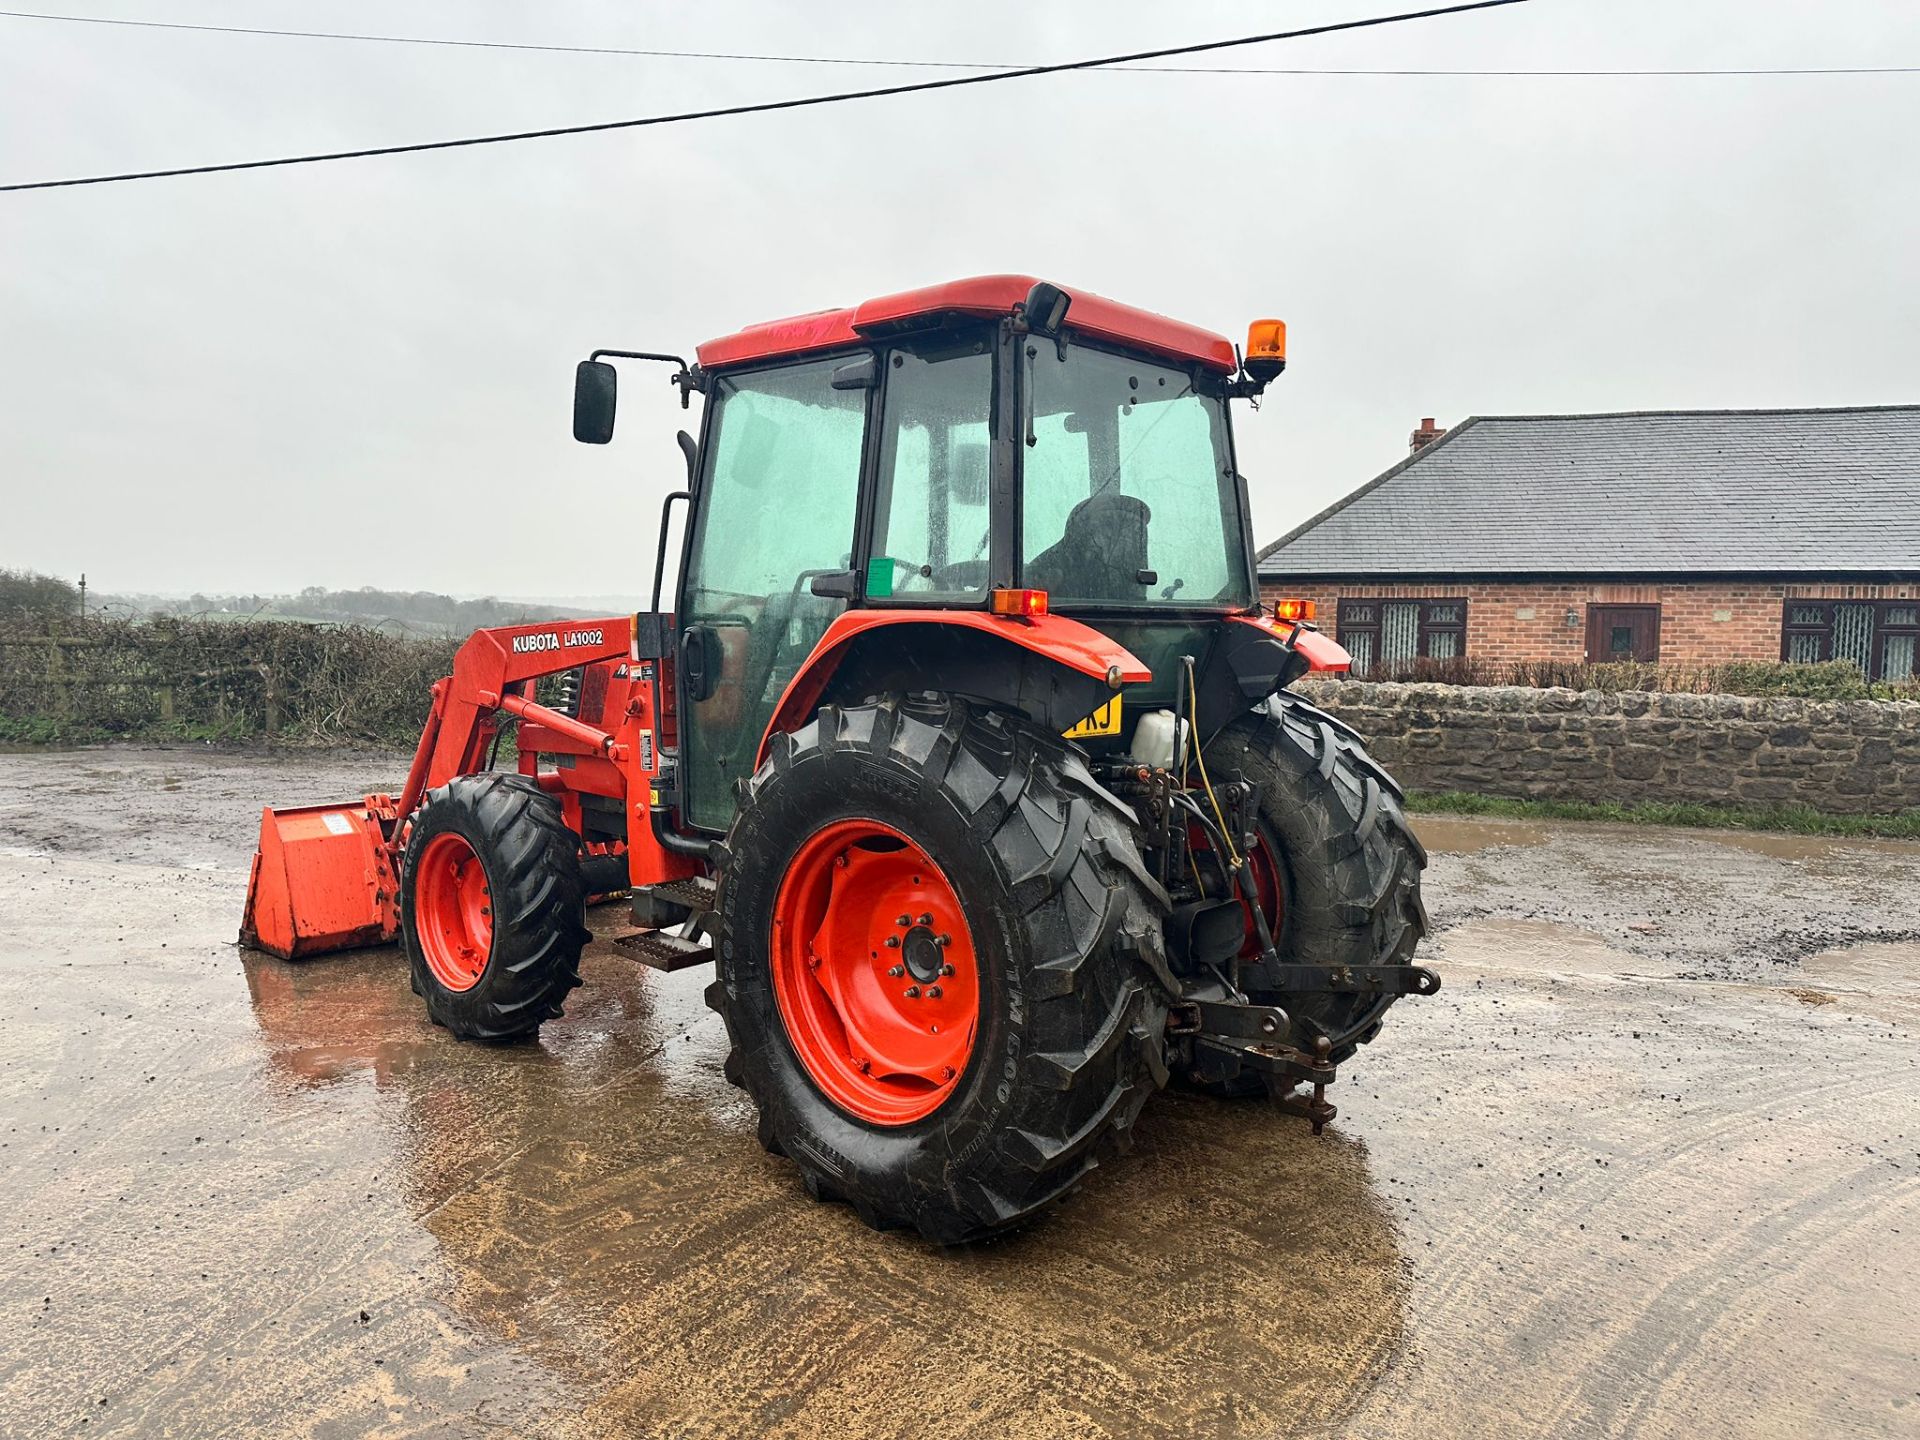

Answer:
[694,274,1238,376]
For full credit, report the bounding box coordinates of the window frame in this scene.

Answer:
[1335,597,1470,675]
[1781,599,1920,680]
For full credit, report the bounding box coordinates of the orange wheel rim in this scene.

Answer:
[770,819,980,1126]
[416,833,494,992]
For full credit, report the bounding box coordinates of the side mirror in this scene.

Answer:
[1022,281,1071,337]
[572,360,618,444]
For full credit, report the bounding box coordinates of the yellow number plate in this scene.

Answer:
[1063,696,1122,739]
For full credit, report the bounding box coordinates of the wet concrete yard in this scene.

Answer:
[1,748,1916,1438]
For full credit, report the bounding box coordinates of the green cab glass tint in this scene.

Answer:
[1021,342,1248,609]
[869,343,993,599]
[680,357,866,828]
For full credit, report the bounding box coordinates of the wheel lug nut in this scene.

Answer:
[904,985,921,999]
[887,965,904,978]
[884,935,900,949]
[897,914,911,927]
[917,913,933,925]
[939,963,954,977]
[933,934,949,948]
[927,985,942,999]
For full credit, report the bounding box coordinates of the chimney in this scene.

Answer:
[1409,417,1445,454]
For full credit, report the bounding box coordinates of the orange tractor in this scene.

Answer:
[242,276,1434,1241]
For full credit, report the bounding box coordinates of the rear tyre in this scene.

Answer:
[708,695,1172,1244]
[1199,692,1427,1094]
[400,773,589,1042]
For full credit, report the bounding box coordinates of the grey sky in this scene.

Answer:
[3,0,1917,600]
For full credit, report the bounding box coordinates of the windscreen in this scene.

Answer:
[1020,341,1249,608]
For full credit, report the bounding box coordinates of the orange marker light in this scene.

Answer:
[989,588,1049,618]
[1246,319,1287,364]
[1272,598,1316,623]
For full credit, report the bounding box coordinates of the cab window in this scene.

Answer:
[1021,341,1247,608]
[679,356,866,827]
[868,338,993,599]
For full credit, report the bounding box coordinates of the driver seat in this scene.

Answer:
[1025,493,1151,601]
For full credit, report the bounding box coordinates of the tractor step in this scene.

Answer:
[647,876,717,913]
[611,927,712,972]
[628,874,717,929]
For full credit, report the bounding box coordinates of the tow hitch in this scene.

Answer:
[1170,964,1441,1133]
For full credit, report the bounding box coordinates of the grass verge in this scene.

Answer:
[1407,790,1920,840]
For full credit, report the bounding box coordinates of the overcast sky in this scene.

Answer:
[3,0,1917,602]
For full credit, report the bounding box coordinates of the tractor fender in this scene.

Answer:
[757,610,1150,766]
[1229,614,1351,674]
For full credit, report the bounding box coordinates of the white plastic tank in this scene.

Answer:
[1127,709,1188,772]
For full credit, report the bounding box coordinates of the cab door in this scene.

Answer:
[676,355,869,831]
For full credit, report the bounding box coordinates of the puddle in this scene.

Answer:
[1436,917,1686,978]
[1795,940,1920,1000]
[1411,815,1554,855]
[1688,829,1920,863]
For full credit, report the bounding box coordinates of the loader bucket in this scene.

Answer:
[240,797,400,959]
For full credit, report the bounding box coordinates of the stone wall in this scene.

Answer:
[1293,680,1920,814]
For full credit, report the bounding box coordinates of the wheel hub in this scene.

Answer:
[902,925,945,984]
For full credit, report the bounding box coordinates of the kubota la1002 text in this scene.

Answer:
[242,275,1434,1242]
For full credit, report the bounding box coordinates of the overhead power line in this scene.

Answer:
[0,0,1535,192]
[0,7,1912,78]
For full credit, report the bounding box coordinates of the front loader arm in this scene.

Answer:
[392,617,635,844]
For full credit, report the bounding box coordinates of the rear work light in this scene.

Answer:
[990,588,1049,618]
[1272,598,1316,623]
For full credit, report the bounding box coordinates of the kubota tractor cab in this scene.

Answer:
[242,276,1433,1243]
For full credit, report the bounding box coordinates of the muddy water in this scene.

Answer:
[1,753,1917,1438]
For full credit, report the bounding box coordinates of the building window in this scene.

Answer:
[1782,600,1918,681]
[1337,598,1467,676]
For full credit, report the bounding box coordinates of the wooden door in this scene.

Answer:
[1588,604,1661,663]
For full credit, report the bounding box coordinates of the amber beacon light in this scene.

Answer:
[1244,319,1287,383]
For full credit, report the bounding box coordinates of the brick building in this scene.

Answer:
[1257,406,1920,680]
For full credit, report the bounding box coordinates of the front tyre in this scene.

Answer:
[708,695,1171,1244]
[400,773,589,1042]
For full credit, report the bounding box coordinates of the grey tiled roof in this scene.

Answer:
[1257,406,1920,577]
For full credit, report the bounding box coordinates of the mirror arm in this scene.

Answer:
[590,348,705,408]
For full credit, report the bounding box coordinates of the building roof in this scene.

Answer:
[1258,405,1920,579]
[694,274,1238,374]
